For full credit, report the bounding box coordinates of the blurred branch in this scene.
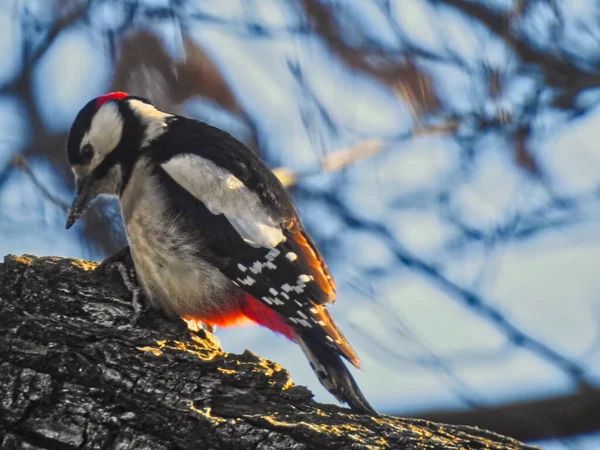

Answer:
[437,0,600,91]
[273,139,383,188]
[513,125,541,175]
[0,2,89,141]
[299,0,440,117]
[348,309,488,409]
[442,188,600,252]
[274,120,459,188]
[24,1,88,65]
[188,9,312,37]
[11,154,69,212]
[406,386,600,442]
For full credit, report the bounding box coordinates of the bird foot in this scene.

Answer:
[97,247,149,329]
[114,262,148,330]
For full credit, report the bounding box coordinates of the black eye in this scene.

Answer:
[80,144,94,164]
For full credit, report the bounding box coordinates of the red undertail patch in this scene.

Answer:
[182,294,296,341]
[239,293,296,341]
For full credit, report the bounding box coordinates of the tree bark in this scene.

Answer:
[0,255,536,450]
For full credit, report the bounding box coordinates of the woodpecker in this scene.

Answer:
[65,92,375,414]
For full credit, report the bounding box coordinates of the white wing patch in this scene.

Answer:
[161,154,284,248]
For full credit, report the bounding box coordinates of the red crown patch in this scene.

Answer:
[96,92,129,108]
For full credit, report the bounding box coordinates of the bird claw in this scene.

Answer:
[100,250,148,330]
[117,283,148,330]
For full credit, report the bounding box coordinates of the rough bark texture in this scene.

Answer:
[0,255,536,450]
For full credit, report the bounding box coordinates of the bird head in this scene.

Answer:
[65,92,171,229]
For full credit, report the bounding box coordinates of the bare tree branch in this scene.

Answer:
[407,387,600,442]
[0,255,535,450]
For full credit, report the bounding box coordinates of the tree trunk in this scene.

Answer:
[0,255,536,450]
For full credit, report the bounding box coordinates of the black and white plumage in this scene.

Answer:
[65,92,376,414]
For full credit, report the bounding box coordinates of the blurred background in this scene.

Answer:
[1,0,599,448]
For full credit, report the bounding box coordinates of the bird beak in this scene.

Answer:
[65,176,94,229]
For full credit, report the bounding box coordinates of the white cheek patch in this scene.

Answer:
[84,102,124,160]
[161,154,284,248]
[127,99,172,147]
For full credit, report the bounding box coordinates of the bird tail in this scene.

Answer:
[296,334,377,415]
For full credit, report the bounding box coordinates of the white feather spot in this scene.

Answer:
[298,274,311,283]
[237,276,256,286]
[266,249,281,261]
[250,261,263,274]
[272,297,285,306]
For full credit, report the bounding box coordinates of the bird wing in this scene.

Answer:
[152,119,359,365]
[155,118,337,303]
[161,153,285,248]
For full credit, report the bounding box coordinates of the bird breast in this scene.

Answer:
[119,158,235,317]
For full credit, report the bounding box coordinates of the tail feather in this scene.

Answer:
[297,335,377,415]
